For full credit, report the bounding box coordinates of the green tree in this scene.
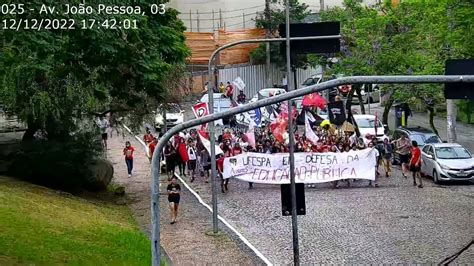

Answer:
[0,0,190,140]
[250,0,311,68]
[315,0,473,134]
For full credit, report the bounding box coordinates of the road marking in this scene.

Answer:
[122,125,273,265]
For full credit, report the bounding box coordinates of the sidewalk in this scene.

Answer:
[106,130,257,265]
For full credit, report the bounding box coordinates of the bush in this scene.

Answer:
[8,131,103,191]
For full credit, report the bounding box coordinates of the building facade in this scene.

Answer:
[168,0,379,32]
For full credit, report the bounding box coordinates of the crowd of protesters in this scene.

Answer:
[140,117,426,193]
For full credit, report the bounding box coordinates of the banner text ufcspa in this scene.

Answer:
[223,149,377,184]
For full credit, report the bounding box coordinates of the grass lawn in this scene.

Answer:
[0,176,151,265]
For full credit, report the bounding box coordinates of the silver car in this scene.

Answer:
[421,143,474,183]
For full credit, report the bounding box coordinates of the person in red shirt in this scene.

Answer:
[225,81,234,98]
[143,128,154,145]
[123,141,135,178]
[148,137,158,164]
[231,142,243,156]
[217,154,228,193]
[409,140,423,188]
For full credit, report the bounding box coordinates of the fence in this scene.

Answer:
[185,29,265,65]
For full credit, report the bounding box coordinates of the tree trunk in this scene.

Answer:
[356,84,365,114]
[383,94,395,126]
[427,107,439,136]
[346,84,356,112]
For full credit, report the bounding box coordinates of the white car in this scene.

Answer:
[421,143,474,183]
[250,88,287,103]
[353,114,388,143]
[301,74,323,88]
[155,103,185,129]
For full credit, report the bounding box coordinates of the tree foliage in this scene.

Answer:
[314,0,473,130]
[0,0,190,139]
[250,0,311,68]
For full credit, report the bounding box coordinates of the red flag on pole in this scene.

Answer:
[302,93,326,109]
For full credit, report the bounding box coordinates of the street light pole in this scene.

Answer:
[285,0,300,265]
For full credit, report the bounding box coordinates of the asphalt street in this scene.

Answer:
[180,100,473,264]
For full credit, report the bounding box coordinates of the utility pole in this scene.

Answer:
[447,100,457,142]
[320,0,325,12]
[265,0,271,87]
[446,4,457,142]
[285,0,300,265]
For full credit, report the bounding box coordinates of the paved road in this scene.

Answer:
[187,165,473,264]
[180,101,473,264]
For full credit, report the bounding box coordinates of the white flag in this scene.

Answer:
[233,77,246,91]
[305,113,319,144]
[198,130,223,155]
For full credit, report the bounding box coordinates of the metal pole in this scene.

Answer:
[219,8,222,29]
[367,85,371,114]
[150,74,474,264]
[265,0,271,87]
[189,9,192,32]
[197,10,200,32]
[208,64,219,234]
[285,0,300,265]
[212,10,215,32]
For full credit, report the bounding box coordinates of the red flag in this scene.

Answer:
[192,102,209,118]
[270,113,289,142]
[302,93,326,109]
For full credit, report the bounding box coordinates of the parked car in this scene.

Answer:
[391,126,443,165]
[301,74,323,88]
[353,114,388,143]
[421,143,474,183]
[155,103,185,129]
[352,84,380,104]
[250,88,287,102]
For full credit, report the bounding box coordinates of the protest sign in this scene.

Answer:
[223,149,376,184]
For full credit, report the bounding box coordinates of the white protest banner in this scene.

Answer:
[223,148,376,184]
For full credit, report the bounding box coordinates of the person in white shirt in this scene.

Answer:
[97,116,109,150]
[187,140,198,182]
[368,141,380,187]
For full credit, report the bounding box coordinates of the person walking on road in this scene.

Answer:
[187,139,197,182]
[382,137,393,177]
[167,176,181,224]
[395,134,411,178]
[200,148,211,183]
[97,116,110,150]
[368,141,380,187]
[123,141,135,178]
[410,140,423,188]
[164,142,177,179]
